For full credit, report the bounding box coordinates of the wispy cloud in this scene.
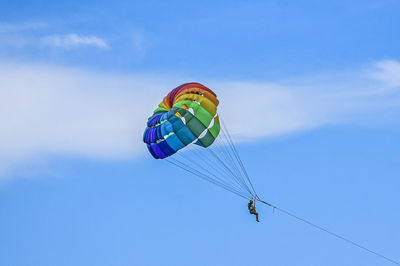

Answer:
[372,60,400,88]
[0,60,399,179]
[219,60,400,139]
[41,33,108,49]
[0,22,108,50]
[0,22,48,32]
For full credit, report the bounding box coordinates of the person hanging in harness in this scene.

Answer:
[248,199,259,222]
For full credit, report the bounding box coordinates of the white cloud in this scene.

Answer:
[42,33,108,49]
[0,60,399,180]
[0,21,108,50]
[0,22,48,32]
[218,64,400,138]
[371,60,400,88]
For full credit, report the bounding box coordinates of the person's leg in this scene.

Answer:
[255,213,259,222]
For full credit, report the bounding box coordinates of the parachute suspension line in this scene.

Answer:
[175,149,246,194]
[211,145,253,197]
[221,122,257,197]
[165,157,251,200]
[220,118,258,197]
[165,158,248,200]
[211,131,253,196]
[210,122,256,198]
[175,152,245,196]
[212,130,243,178]
[166,157,251,200]
[186,145,249,195]
[207,148,254,197]
[257,199,400,266]
[208,137,237,179]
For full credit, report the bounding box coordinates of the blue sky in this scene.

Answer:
[1,1,400,265]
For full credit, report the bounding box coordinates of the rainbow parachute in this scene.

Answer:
[143,83,221,159]
[143,82,258,201]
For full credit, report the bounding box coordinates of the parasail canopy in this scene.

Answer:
[143,82,220,159]
[143,82,258,200]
